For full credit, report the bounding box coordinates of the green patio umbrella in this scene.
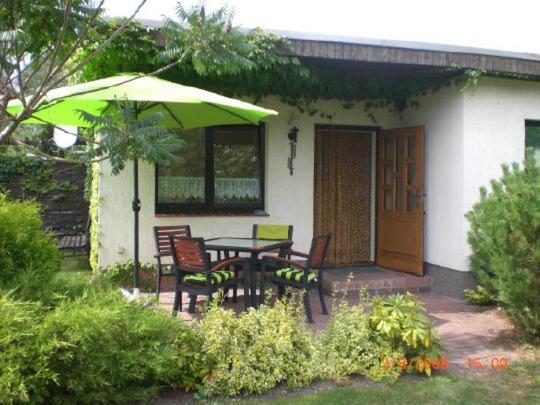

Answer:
[8,73,277,295]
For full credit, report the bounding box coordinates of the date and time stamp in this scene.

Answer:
[381,355,510,371]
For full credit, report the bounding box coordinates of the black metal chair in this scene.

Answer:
[153,225,191,299]
[260,234,331,323]
[169,236,249,315]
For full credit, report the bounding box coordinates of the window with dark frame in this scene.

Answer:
[155,124,265,214]
[525,120,540,165]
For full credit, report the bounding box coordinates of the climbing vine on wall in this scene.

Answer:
[71,19,470,115]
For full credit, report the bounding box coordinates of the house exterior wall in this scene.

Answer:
[398,84,468,271]
[398,77,539,275]
[97,77,537,280]
[97,98,400,267]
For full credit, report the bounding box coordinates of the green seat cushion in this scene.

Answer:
[256,224,290,240]
[183,270,235,285]
[275,268,317,283]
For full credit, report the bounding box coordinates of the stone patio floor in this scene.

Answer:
[158,287,520,378]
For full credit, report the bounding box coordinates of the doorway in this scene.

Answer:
[314,126,375,266]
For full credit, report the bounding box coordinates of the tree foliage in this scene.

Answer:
[72,102,184,174]
[466,152,540,336]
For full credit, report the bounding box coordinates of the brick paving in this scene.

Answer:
[157,275,519,378]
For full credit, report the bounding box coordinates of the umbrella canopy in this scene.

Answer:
[7,73,277,129]
[8,74,277,296]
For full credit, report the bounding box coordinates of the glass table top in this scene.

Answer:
[205,237,289,251]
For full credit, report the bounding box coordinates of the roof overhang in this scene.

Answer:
[275,29,540,77]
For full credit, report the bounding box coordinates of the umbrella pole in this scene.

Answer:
[132,158,141,297]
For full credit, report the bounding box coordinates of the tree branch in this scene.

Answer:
[12,138,109,164]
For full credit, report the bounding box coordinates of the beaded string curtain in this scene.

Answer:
[314,129,372,265]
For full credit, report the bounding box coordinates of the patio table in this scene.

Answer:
[205,237,292,307]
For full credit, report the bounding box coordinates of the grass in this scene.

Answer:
[242,359,539,405]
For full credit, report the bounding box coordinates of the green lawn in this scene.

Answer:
[241,359,538,405]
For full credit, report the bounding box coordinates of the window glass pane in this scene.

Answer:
[525,121,540,164]
[157,128,205,204]
[213,127,261,204]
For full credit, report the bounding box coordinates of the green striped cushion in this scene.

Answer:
[274,268,317,283]
[183,270,235,285]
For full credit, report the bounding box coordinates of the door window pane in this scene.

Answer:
[213,127,261,205]
[396,137,404,172]
[384,189,393,211]
[407,191,416,212]
[384,137,393,160]
[396,176,403,210]
[407,136,416,159]
[407,164,416,185]
[384,164,393,186]
[157,128,205,204]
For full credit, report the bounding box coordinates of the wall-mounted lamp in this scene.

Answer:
[287,126,299,175]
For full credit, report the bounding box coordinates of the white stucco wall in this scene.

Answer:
[398,84,468,271]
[97,98,400,267]
[399,77,539,271]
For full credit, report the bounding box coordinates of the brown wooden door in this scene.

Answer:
[314,128,373,266]
[376,126,424,274]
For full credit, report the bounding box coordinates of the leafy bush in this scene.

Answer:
[97,260,157,292]
[370,294,441,376]
[466,153,540,336]
[464,286,497,306]
[0,194,62,290]
[196,298,319,396]
[0,295,52,403]
[0,290,211,403]
[320,293,401,383]
[38,291,207,402]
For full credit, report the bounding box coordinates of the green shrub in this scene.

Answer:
[196,298,319,396]
[466,153,540,336]
[0,294,52,403]
[0,194,62,290]
[464,286,497,306]
[370,294,442,376]
[96,260,157,292]
[39,290,209,403]
[0,290,211,403]
[320,293,401,383]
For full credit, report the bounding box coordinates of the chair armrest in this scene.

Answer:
[211,257,246,272]
[286,249,309,259]
[261,255,306,269]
